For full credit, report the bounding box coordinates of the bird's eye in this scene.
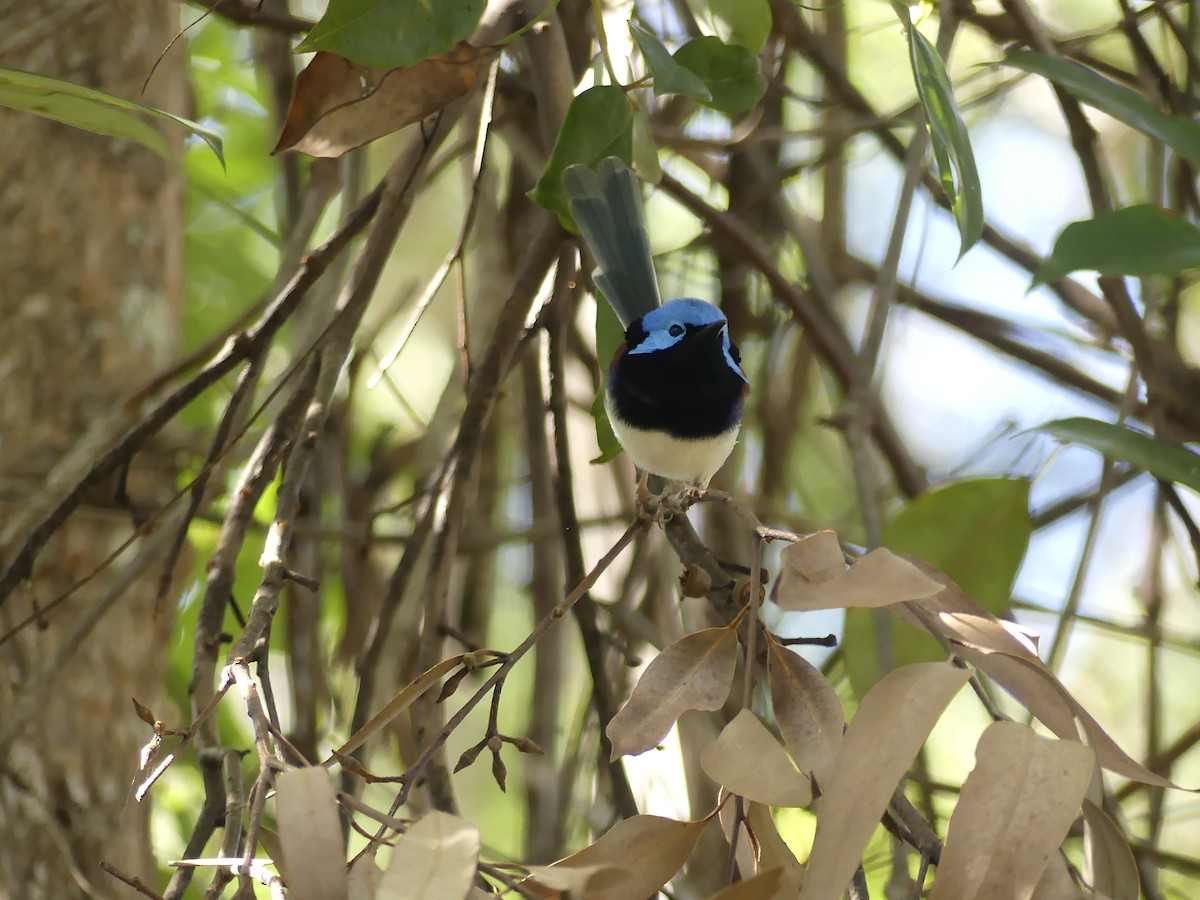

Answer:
[668,324,685,338]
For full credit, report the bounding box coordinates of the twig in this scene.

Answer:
[100,861,165,900]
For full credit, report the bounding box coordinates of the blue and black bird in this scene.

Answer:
[563,157,748,487]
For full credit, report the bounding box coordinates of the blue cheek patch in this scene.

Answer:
[628,329,685,355]
[721,327,748,383]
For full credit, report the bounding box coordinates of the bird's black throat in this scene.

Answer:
[608,325,746,438]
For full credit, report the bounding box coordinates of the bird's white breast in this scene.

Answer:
[606,400,740,486]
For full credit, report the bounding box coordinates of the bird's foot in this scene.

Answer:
[636,478,704,525]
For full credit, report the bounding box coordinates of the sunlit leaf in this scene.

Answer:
[803,661,971,900]
[378,811,480,900]
[630,23,712,100]
[0,66,223,166]
[348,851,383,900]
[1004,51,1200,167]
[529,86,634,221]
[275,768,349,900]
[892,5,982,256]
[298,0,485,69]
[607,625,739,758]
[673,37,767,114]
[700,709,813,807]
[543,815,707,900]
[929,722,1094,900]
[767,637,844,785]
[275,44,496,157]
[691,0,773,53]
[1038,416,1200,492]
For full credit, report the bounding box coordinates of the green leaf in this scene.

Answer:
[0,67,224,167]
[673,37,767,115]
[690,0,773,53]
[1034,205,1200,285]
[629,23,712,101]
[297,0,485,69]
[1004,51,1200,167]
[842,478,1032,699]
[529,86,634,221]
[630,104,663,185]
[591,296,625,464]
[894,7,982,257]
[1037,417,1200,493]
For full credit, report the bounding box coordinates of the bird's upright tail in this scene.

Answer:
[563,157,662,328]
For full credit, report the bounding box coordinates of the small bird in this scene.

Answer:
[563,157,748,487]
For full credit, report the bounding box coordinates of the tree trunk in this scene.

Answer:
[0,2,184,896]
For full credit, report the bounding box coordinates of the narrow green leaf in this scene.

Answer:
[895,10,983,256]
[1037,417,1200,493]
[843,478,1032,699]
[0,67,224,167]
[529,86,633,221]
[1004,51,1200,167]
[297,0,485,69]
[591,296,625,464]
[629,23,712,101]
[1034,205,1200,285]
[691,0,773,53]
[673,37,767,115]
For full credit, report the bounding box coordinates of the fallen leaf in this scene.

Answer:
[929,721,1094,900]
[1081,799,1139,900]
[545,815,707,900]
[767,637,844,786]
[275,767,349,900]
[702,868,785,899]
[607,625,739,759]
[275,43,496,157]
[803,661,971,900]
[700,710,812,807]
[377,810,480,900]
[773,547,943,611]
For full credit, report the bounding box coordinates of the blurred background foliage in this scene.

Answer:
[168,0,1200,893]
[5,0,1200,895]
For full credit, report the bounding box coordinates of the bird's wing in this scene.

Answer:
[563,157,662,327]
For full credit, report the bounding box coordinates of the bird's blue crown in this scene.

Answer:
[628,298,747,384]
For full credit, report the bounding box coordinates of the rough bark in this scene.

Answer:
[0,2,184,896]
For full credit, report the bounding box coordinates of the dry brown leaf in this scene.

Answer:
[702,868,785,899]
[767,637,844,785]
[275,767,349,900]
[1031,852,1084,900]
[607,625,739,759]
[377,810,480,900]
[525,863,636,897]
[717,788,758,878]
[777,531,844,584]
[700,710,812,807]
[544,815,707,900]
[803,661,971,900]
[953,644,1177,788]
[929,721,1094,900]
[774,547,942,611]
[275,43,497,157]
[325,654,465,764]
[1081,799,1139,900]
[348,850,383,900]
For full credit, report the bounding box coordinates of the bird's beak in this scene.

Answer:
[692,321,725,341]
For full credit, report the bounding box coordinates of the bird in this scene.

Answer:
[563,157,748,488]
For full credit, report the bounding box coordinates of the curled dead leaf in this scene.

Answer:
[930,721,1094,900]
[778,530,845,584]
[607,625,739,759]
[542,815,707,900]
[803,661,971,900]
[774,547,942,611]
[766,637,844,786]
[276,43,497,157]
[700,709,812,807]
